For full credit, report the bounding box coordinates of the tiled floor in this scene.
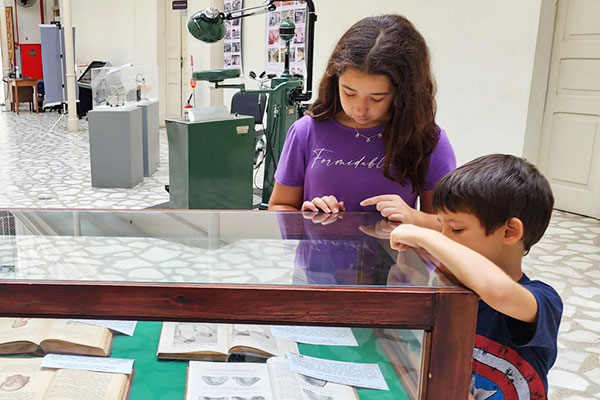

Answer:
[0,110,170,209]
[0,109,599,399]
[524,211,600,399]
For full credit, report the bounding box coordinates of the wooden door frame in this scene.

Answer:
[157,0,167,126]
[160,5,185,122]
[523,0,559,166]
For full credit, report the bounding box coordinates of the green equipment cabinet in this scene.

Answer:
[166,115,255,209]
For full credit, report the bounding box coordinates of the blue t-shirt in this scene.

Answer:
[471,274,562,399]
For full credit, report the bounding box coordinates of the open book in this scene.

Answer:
[186,357,358,400]
[157,322,298,361]
[0,358,130,400]
[0,318,113,356]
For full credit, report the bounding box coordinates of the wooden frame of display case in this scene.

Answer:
[0,280,478,399]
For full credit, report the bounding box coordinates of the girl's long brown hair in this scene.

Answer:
[309,15,439,193]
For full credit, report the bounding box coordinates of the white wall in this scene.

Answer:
[67,0,218,123]
[70,0,158,67]
[69,0,162,119]
[218,0,546,166]
[14,1,42,44]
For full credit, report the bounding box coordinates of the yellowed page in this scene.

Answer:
[43,369,128,400]
[0,318,52,351]
[230,324,298,357]
[186,361,273,400]
[157,322,230,359]
[42,321,111,356]
[267,356,359,400]
[0,358,54,400]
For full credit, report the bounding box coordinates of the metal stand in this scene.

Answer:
[49,102,67,132]
[46,23,70,133]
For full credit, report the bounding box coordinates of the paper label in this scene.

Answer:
[69,319,137,336]
[236,125,250,134]
[41,354,134,375]
[270,326,358,346]
[287,352,389,391]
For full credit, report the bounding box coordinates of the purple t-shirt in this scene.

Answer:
[274,115,456,211]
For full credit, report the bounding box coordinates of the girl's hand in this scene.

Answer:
[301,196,345,213]
[302,211,343,226]
[358,219,401,239]
[360,194,417,223]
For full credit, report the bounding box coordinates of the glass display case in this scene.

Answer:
[91,64,158,109]
[0,209,478,399]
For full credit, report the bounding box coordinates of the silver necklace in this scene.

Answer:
[353,125,383,143]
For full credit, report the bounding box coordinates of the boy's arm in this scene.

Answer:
[390,225,538,323]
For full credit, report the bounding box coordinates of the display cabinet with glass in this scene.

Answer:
[0,209,478,399]
[91,65,158,109]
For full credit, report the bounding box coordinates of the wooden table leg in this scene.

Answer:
[15,84,19,115]
[34,84,38,113]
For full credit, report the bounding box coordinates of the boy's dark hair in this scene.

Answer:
[432,154,554,253]
[309,14,439,193]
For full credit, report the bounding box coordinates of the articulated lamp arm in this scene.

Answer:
[188,0,316,102]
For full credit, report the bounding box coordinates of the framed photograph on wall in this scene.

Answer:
[224,0,243,73]
[5,7,16,69]
[265,1,306,77]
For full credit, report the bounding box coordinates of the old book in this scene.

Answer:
[0,318,113,356]
[157,322,298,361]
[186,357,359,400]
[0,358,130,400]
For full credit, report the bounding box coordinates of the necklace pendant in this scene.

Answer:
[366,138,371,143]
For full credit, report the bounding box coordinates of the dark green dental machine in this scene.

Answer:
[166,0,316,209]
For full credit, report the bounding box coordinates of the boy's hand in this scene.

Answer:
[301,196,345,213]
[389,224,428,251]
[360,194,416,223]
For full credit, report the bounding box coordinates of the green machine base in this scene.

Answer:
[166,115,255,209]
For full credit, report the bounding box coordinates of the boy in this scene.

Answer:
[390,154,562,399]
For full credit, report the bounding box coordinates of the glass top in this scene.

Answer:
[0,209,453,288]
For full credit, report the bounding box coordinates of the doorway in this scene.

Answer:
[165,8,185,119]
[537,0,600,219]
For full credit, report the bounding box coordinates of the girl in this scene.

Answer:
[269,14,455,229]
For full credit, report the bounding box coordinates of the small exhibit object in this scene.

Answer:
[0,317,113,356]
[157,322,297,361]
[0,358,131,400]
[91,64,158,109]
[77,60,110,116]
[185,357,358,400]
